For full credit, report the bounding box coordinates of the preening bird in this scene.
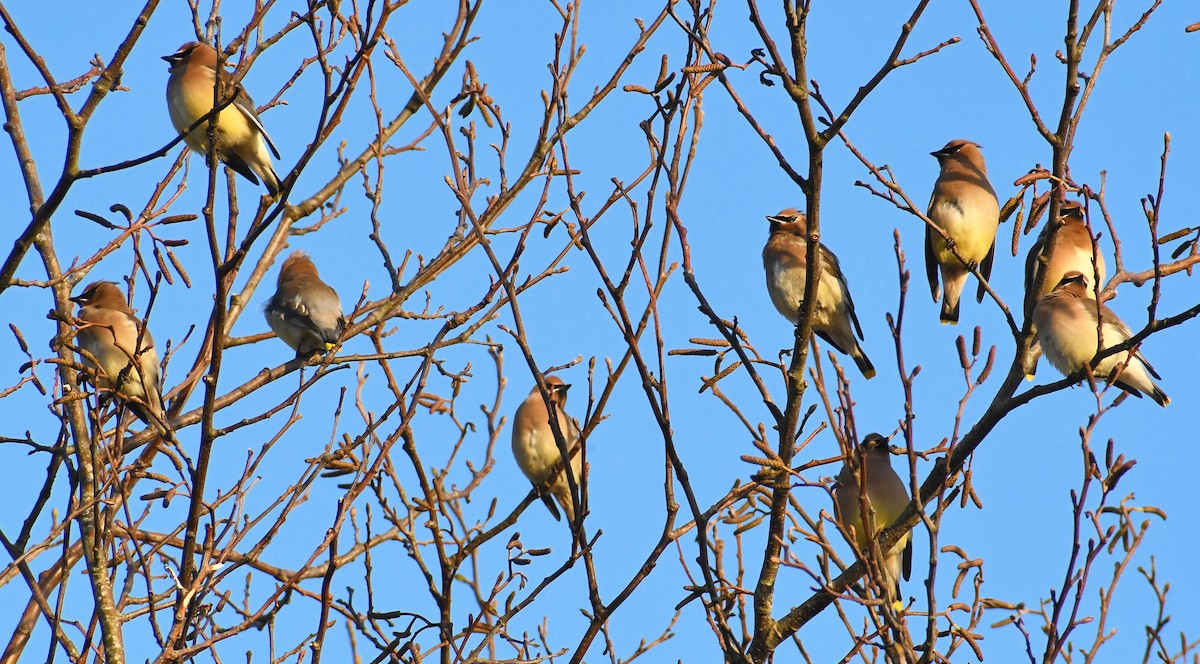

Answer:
[264,251,345,356]
[834,433,912,602]
[1023,200,1107,377]
[1032,271,1168,406]
[511,376,584,522]
[762,208,876,379]
[71,281,164,426]
[164,41,282,195]
[925,139,1001,324]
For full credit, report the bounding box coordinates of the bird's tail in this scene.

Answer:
[223,150,282,196]
[551,479,577,523]
[258,163,282,197]
[1113,356,1170,407]
[852,344,876,380]
[539,493,562,521]
[1113,377,1169,407]
[124,388,165,431]
[939,274,966,324]
[1023,337,1042,380]
[817,330,876,380]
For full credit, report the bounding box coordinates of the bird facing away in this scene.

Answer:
[762,209,876,379]
[164,41,282,195]
[1032,272,1168,406]
[264,251,346,356]
[1022,200,1107,378]
[834,433,913,603]
[71,281,164,426]
[925,139,1001,324]
[511,376,583,522]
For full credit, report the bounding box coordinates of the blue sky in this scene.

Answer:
[0,1,1197,661]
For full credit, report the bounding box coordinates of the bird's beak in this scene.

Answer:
[69,295,84,304]
[863,433,895,451]
[765,215,785,224]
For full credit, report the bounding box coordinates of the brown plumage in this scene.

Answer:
[762,208,876,379]
[925,139,1001,324]
[164,41,281,195]
[1024,200,1106,314]
[71,281,164,426]
[511,376,583,522]
[1032,272,1168,406]
[1023,200,1107,377]
[264,251,345,355]
[834,433,913,603]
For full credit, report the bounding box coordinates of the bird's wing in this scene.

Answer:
[976,240,997,303]
[1023,231,1048,317]
[923,223,940,301]
[272,294,329,338]
[235,89,281,159]
[823,244,865,340]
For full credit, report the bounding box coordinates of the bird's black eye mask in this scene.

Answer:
[162,46,197,64]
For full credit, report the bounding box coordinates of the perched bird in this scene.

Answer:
[834,433,912,602]
[511,376,583,522]
[925,139,1001,324]
[1022,200,1107,377]
[164,41,282,195]
[1024,200,1106,314]
[762,209,876,379]
[264,251,345,356]
[1032,272,1168,406]
[71,281,164,426]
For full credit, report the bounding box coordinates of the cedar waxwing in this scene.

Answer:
[71,281,164,425]
[1032,272,1168,406]
[264,251,345,355]
[1022,200,1107,377]
[925,140,1001,324]
[511,376,583,522]
[164,41,282,195]
[834,433,912,602]
[763,209,876,379]
[1024,200,1106,314]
